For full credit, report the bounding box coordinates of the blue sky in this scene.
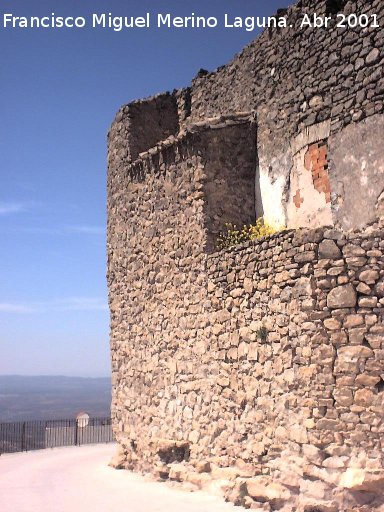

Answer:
[0,0,290,377]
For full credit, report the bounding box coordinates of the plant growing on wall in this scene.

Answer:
[216,217,276,250]
[256,326,268,342]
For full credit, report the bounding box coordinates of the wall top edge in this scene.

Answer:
[207,226,384,260]
[123,112,254,170]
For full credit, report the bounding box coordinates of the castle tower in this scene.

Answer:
[108,1,384,509]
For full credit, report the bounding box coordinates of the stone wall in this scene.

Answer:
[107,120,384,512]
[107,0,384,510]
[203,228,384,511]
[110,92,179,163]
[107,119,260,463]
[188,0,384,135]
[112,0,383,232]
[108,153,384,508]
[108,114,257,253]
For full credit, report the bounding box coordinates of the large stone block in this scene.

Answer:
[319,239,342,259]
[246,477,291,502]
[327,284,357,308]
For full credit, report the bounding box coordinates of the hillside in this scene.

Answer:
[0,375,111,422]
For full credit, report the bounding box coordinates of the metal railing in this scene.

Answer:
[0,417,114,454]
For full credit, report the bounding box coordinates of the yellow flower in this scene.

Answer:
[217,218,277,250]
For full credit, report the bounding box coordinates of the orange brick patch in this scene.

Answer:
[304,139,331,203]
[293,189,304,209]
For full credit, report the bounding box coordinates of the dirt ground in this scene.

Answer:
[0,443,244,512]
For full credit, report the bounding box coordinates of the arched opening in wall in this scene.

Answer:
[325,0,347,15]
[287,120,333,229]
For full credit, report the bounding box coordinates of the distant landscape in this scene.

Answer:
[0,376,111,422]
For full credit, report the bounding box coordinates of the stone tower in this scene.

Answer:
[108,1,384,510]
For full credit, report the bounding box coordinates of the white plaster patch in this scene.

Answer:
[259,167,286,229]
[328,113,384,230]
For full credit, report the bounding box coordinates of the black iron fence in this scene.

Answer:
[0,417,114,454]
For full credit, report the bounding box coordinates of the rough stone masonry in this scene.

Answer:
[107,0,384,510]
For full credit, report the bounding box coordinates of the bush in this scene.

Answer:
[216,218,277,250]
[256,326,268,342]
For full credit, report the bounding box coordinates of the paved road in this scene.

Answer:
[0,444,244,512]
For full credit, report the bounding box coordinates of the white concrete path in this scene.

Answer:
[0,444,244,512]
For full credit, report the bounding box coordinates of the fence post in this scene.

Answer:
[74,419,79,446]
[21,422,26,451]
